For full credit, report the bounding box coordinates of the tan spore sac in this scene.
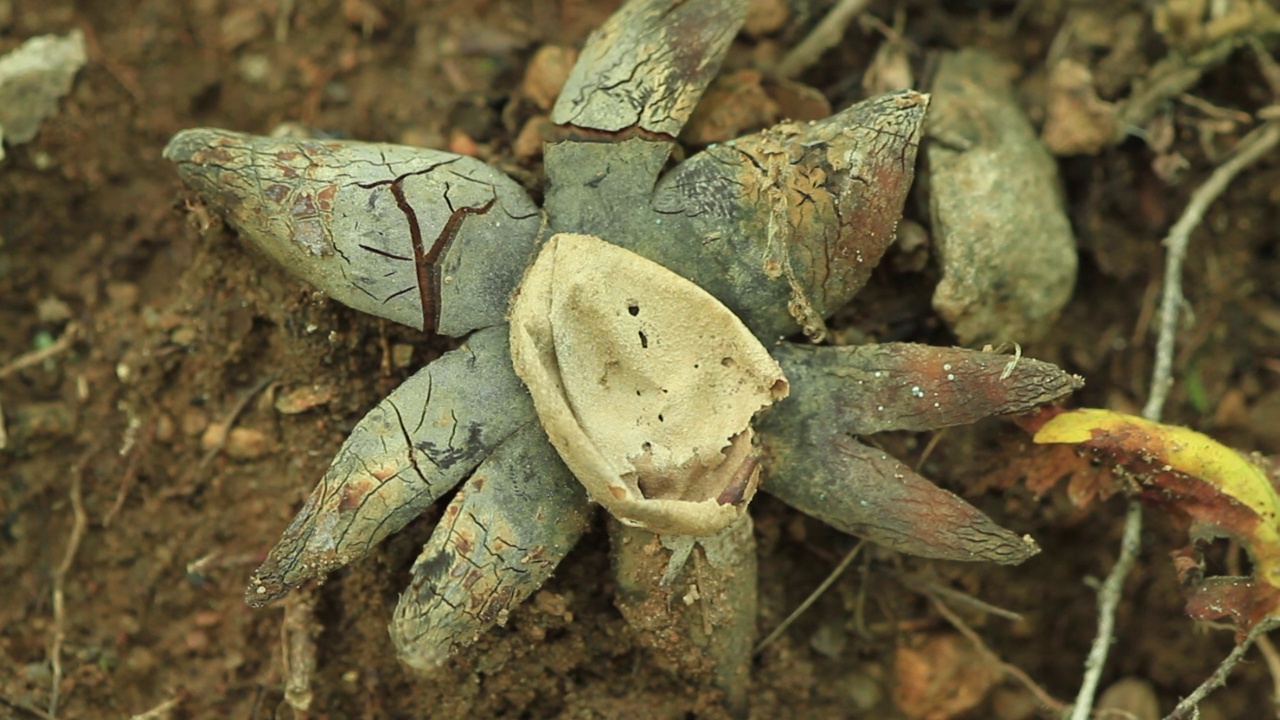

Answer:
[509,233,789,536]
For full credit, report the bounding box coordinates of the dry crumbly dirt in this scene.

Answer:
[2,1,1280,719]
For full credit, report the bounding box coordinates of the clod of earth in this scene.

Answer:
[164,0,1081,710]
[925,48,1078,345]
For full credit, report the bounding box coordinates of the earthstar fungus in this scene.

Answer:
[164,0,1080,709]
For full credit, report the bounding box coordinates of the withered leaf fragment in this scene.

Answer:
[1033,408,1280,633]
[926,49,1077,345]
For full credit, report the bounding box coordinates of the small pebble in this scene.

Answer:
[202,423,272,460]
[36,296,73,323]
[275,384,338,414]
[1097,677,1159,720]
[521,45,578,110]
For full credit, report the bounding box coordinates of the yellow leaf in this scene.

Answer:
[1035,408,1280,587]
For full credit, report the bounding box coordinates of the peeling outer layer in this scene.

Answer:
[544,92,927,343]
[509,233,788,536]
[246,326,532,606]
[651,90,927,341]
[164,129,540,336]
[755,340,1082,564]
[390,423,590,673]
[925,49,1077,345]
[769,341,1083,436]
[609,516,756,717]
[552,0,750,137]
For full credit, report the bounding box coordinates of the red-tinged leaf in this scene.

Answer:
[1030,408,1280,635]
[1034,409,1280,589]
[1184,577,1280,638]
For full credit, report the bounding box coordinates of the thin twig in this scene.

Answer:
[1144,120,1280,420]
[929,593,1068,715]
[1069,501,1144,720]
[1164,619,1280,720]
[48,445,97,718]
[889,570,1024,622]
[104,414,150,528]
[753,540,865,655]
[0,694,56,720]
[0,322,80,379]
[1070,120,1280,720]
[129,694,184,720]
[774,0,871,79]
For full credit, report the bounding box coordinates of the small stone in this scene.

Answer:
[399,126,445,149]
[512,115,553,160]
[154,412,176,443]
[892,633,1000,720]
[342,0,388,33]
[170,325,198,347]
[763,78,831,123]
[990,686,1037,720]
[125,646,157,673]
[36,296,73,323]
[185,629,211,652]
[0,30,86,147]
[683,70,779,145]
[1041,59,1118,155]
[274,384,338,414]
[202,423,272,460]
[390,343,415,369]
[837,665,884,712]
[808,617,847,659]
[194,609,223,627]
[181,410,208,437]
[448,128,480,157]
[105,281,140,309]
[744,0,788,37]
[219,6,265,50]
[1097,677,1159,720]
[520,45,578,110]
[237,54,272,86]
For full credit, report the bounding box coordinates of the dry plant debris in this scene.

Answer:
[1030,408,1280,636]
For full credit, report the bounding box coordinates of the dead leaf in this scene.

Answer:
[1032,407,1280,633]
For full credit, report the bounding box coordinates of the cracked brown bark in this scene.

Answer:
[164,129,540,336]
[757,342,1082,563]
[246,326,534,605]
[391,423,590,672]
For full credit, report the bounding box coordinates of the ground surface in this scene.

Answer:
[3,1,1280,719]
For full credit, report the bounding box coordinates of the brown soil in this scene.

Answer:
[3,1,1279,719]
